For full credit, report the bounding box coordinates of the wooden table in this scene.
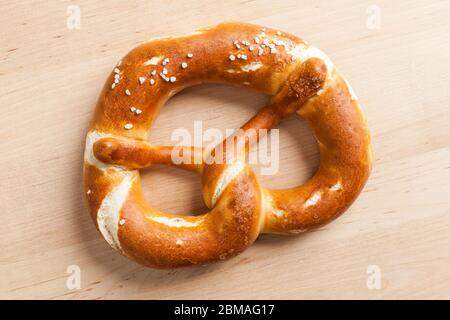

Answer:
[1,0,449,299]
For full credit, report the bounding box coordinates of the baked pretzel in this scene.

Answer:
[84,21,372,268]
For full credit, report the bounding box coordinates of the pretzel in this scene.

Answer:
[84,21,372,268]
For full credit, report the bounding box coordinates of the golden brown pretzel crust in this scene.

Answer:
[83,21,372,268]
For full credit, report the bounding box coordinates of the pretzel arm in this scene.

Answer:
[239,57,328,153]
[93,137,204,173]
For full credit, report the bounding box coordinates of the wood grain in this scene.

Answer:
[1,0,449,299]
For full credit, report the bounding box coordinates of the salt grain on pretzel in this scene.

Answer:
[84,21,372,268]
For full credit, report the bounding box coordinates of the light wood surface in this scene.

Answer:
[1,0,449,299]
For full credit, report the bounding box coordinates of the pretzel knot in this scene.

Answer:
[83,22,372,268]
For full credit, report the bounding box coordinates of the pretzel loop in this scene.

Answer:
[84,21,372,268]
